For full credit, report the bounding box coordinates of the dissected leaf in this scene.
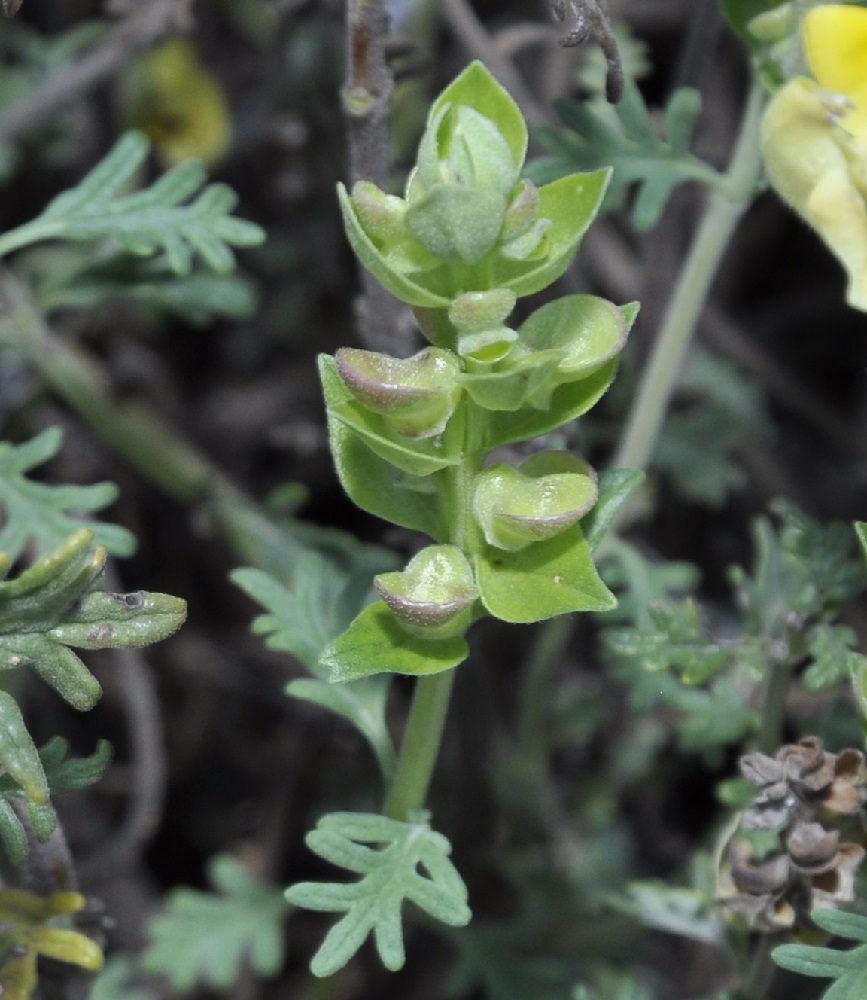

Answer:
[0,132,264,272]
[773,909,867,997]
[528,80,720,230]
[140,854,289,991]
[287,811,471,976]
[231,554,396,778]
[0,529,186,710]
[604,600,730,684]
[0,427,135,561]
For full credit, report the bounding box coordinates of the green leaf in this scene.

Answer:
[89,958,149,1000]
[812,909,867,943]
[773,941,867,978]
[231,555,396,779]
[320,355,460,477]
[140,854,289,992]
[337,184,451,309]
[855,521,867,564]
[0,739,110,865]
[528,81,721,231]
[720,0,788,42]
[482,359,618,451]
[803,625,867,693]
[429,62,527,172]
[607,881,722,945]
[286,811,471,976]
[653,352,773,506]
[673,678,756,754]
[0,427,135,560]
[0,691,47,805]
[493,170,611,297]
[604,600,729,684]
[37,258,258,324]
[327,421,445,538]
[0,530,186,710]
[581,468,645,551]
[475,524,615,623]
[321,602,469,681]
[0,132,264,272]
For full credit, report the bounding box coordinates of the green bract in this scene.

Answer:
[319,61,634,682]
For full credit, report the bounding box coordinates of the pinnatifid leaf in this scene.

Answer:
[287,811,470,976]
[0,427,135,561]
[140,855,289,992]
[231,553,396,779]
[0,132,264,272]
[528,79,721,230]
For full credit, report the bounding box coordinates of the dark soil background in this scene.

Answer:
[1,1,865,998]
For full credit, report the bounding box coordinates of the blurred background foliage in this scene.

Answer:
[1,1,867,998]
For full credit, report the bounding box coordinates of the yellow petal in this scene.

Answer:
[804,5,867,99]
[762,78,867,311]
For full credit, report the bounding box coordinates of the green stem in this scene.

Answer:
[383,398,481,821]
[613,83,766,474]
[757,657,794,755]
[383,669,456,820]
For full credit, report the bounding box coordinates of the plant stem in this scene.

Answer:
[383,399,479,821]
[757,657,794,755]
[384,669,456,820]
[612,82,766,474]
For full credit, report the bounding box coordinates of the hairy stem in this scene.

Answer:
[384,670,456,820]
[383,400,480,821]
[613,82,766,474]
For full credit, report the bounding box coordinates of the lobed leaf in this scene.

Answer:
[0,427,135,561]
[528,80,721,231]
[140,854,289,992]
[231,554,396,779]
[287,811,471,976]
[5,132,264,273]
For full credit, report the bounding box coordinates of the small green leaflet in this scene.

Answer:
[0,132,264,272]
[140,854,290,991]
[0,426,135,561]
[287,811,471,976]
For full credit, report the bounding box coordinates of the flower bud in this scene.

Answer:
[335,347,461,438]
[404,103,520,262]
[473,452,598,552]
[374,545,479,639]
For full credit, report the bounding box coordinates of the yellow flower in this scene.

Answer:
[761,4,867,310]
[124,38,232,167]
